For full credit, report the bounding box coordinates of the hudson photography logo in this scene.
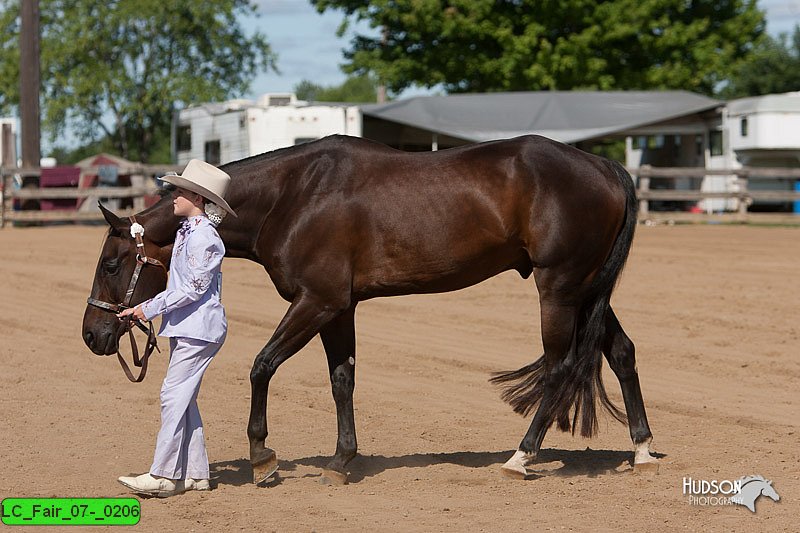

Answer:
[682,475,781,513]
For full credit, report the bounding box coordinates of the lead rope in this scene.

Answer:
[116,316,160,383]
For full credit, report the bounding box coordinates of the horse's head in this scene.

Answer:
[82,203,174,355]
[761,480,780,502]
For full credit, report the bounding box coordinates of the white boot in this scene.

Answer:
[185,478,211,491]
[118,473,183,498]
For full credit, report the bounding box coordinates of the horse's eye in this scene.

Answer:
[103,259,120,275]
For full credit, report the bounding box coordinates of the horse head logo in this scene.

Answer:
[731,475,780,513]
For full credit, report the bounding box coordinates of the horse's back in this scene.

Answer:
[323,135,627,273]
[257,135,628,299]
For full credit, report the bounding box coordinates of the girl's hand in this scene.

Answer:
[117,305,146,321]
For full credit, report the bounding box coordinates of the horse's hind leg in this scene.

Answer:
[501,298,579,478]
[603,307,658,472]
[318,304,358,485]
[248,293,345,483]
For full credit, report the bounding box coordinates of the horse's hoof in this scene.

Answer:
[501,450,534,480]
[500,465,528,480]
[633,438,658,475]
[252,448,278,484]
[634,460,659,475]
[320,468,348,486]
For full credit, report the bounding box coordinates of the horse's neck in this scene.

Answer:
[138,195,260,262]
[215,159,285,262]
[741,482,763,498]
[140,156,287,264]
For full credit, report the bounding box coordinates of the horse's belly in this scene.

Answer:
[353,242,528,299]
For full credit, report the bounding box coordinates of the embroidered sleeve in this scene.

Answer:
[186,245,217,294]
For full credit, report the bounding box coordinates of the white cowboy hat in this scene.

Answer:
[161,159,237,217]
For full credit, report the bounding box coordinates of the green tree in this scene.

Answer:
[720,25,800,99]
[0,0,276,162]
[294,74,379,102]
[312,0,765,96]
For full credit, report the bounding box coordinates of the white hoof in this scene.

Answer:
[501,450,535,479]
[633,438,659,474]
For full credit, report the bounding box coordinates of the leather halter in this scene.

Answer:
[87,215,168,382]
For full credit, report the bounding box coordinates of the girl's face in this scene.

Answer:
[172,187,204,217]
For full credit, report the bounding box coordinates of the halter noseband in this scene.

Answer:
[87,215,168,382]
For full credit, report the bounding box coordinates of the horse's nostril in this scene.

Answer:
[84,331,95,347]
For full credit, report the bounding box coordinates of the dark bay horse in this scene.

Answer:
[82,134,656,484]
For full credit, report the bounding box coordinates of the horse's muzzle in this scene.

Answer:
[83,323,122,355]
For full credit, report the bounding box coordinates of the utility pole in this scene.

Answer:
[20,0,41,173]
[376,26,388,104]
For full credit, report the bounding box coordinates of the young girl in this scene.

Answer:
[117,159,236,498]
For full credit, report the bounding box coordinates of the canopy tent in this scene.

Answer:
[361,91,722,146]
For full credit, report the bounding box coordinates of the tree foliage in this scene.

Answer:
[312,0,766,96]
[294,74,379,102]
[0,0,275,162]
[720,25,800,99]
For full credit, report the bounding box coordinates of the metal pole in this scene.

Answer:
[2,124,16,167]
[638,165,650,220]
[376,26,388,104]
[20,0,41,172]
[1,124,15,228]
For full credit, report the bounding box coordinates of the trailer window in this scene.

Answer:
[205,140,220,165]
[177,126,191,151]
[709,130,723,156]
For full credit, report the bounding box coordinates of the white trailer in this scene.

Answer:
[726,93,800,209]
[173,93,362,166]
[625,92,800,213]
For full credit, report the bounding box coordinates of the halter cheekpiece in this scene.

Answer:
[86,215,167,382]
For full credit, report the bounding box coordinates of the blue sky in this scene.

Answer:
[243,1,379,97]
[762,0,800,35]
[244,0,800,102]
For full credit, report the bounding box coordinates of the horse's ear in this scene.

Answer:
[99,202,125,233]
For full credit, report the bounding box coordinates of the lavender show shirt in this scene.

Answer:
[141,215,227,343]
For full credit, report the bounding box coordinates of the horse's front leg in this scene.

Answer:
[318,304,358,485]
[248,293,343,483]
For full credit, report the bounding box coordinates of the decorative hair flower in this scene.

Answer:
[130,222,145,238]
[204,202,227,226]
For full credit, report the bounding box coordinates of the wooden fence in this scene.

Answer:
[0,164,182,227]
[632,165,800,224]
[2,164,800,227]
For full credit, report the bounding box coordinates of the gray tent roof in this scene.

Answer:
[361,91,722,143]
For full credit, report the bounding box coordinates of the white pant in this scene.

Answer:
[149,337,220,480]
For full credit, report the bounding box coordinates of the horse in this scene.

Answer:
[731,476,780,512]
[82,134,656,485]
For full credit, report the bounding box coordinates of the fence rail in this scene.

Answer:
[629,165,800,223]
[631,166,800,178]
[2,164,799,227]
[11,185,157,200]
[637,190,800,201]
[1,165,178,227]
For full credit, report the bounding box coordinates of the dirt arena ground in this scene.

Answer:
[1,223,798,532]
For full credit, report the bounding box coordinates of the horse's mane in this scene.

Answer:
[218,135,389,178]
[739,475,768,486]
[220,137,328,173]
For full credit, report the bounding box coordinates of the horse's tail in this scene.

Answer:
[490,159,637,437]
